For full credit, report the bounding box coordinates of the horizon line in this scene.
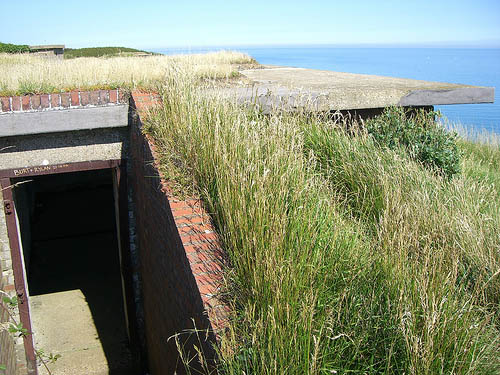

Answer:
[142,41,500,51]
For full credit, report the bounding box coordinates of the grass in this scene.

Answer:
[144,71,500,374]
[64,46,153,59]
[0,51,256,96]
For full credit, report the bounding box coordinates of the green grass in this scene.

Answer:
[64,46,153,58]
[144,74,500,374]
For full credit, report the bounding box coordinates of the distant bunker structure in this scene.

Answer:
[28,45,65,59]
[0,67,494,375]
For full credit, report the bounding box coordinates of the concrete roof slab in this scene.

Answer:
[227,67,494,111]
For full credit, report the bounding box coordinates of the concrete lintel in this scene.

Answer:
[399,87,495,106]
[0,105,128,137]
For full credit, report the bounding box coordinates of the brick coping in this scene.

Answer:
[0,89,128,113]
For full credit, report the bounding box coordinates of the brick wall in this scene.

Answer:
[0,89,127,113]
[0,263,17,375]
[130,92,228,374]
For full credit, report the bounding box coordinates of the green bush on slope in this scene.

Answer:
[365,107,462,178]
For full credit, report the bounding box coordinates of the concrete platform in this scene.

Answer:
[221,66,494,111]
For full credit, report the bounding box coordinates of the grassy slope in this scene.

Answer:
[145,77,500,374]
[64,46,152,58]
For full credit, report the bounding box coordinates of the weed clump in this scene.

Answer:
[365,107,462,178]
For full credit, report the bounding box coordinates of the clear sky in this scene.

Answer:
[2,0,500,49]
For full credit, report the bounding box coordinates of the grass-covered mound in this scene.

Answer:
[64,46,152,58]
[145,74,500,374]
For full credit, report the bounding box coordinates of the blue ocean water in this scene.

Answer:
[154,46,500,135]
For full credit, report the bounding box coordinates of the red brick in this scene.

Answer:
[169,199,202,210]
[179,225,214,235]
[80,91,90,106]
[61,92,70,107]
[1,97,10,112]
[40,94,49,109]
[171,208,197,217]
[191,261,223,275]
[181,232,218,245]
[21,95,30,110]
[31,95,41,109]
[175,215,209,226]
[168,201,189,210]
[70,91,79,106]
[90,91,99,105]
[3,284,15,292]
[197,283,216,295]
[50,93,60,108]
[196,251,218,264]
[196,273,223,286]
[135,93,152,103]
[186,252,200,264]
[118,90,128,104]
[11,96,21,111]
[173,205,205,217]
[99,90,109,104]
[184,242,217,254]
[109,89,118,103]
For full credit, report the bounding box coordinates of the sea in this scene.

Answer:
[153,46,500,136]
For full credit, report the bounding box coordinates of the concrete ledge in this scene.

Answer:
[399,87,495,106]
[227,67,495,111]
[0,105,128,137]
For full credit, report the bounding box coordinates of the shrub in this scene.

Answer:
[0,42,30,54]
[365,107,461,178]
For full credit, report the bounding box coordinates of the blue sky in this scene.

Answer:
[2,0,500,49]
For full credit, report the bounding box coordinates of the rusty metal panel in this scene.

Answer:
[0,159,121,178]
[0,178,37,375]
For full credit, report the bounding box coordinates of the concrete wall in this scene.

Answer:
[129,93,228,374]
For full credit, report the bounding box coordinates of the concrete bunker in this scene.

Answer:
[0,67,494,375]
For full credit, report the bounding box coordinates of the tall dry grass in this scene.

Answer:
[144,71,500,374]
[0,51,254,95]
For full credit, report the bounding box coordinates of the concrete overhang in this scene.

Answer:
[0,105,128,137]
[222,67,494,111]
[29,45,65,50]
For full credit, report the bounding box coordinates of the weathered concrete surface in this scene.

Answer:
[221,67,494,111]
[0,105,128,137]
[32,290,134,375]
[0,128,127,170]
[30,232,135,375]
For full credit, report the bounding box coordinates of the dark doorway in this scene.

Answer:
[12,169,138,375]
